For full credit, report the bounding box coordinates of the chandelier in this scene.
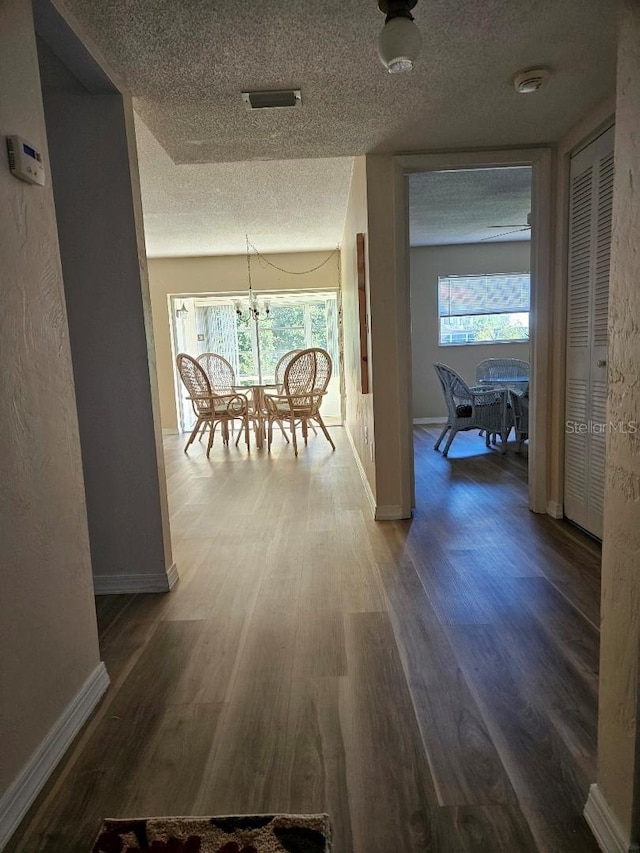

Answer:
[234,236,271,321]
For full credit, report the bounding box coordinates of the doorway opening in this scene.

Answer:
[408,165,532,477]
[170,290,343,433]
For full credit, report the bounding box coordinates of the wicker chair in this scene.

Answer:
[272,349,318,439]
[176,353,250,455]
[264,347,335,456]
[434,362,511,456]
[476,358,530,391]
[196,352,236,393]
[509,385,529,453]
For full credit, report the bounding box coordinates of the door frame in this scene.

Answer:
[393,148,553,513]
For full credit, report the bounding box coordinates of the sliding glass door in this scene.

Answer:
[171,291,342,432]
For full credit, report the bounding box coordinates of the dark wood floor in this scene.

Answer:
[7,426,601,852]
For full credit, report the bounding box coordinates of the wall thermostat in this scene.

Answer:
[6,135,45,186]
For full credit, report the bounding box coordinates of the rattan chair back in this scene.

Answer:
[274,349,303,387]
[434,363,473,422]
[283,347,332,412]
[177,353,213,415]
[197,352,236,393]
[476,358,529,388]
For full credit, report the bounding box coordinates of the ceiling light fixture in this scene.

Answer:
[377,0,422,74]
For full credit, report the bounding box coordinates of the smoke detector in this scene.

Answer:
[513,68,551,93]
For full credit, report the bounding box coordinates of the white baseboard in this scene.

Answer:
[584,783,640,853]
[375,505,409,521]
[162,428,179,435]
[0,662,110,851]
[344,425,376,518]
[94,563,179,595]
[344,427,411,521]
[166,562,179,589]
[547,500,564,519]
[413,417,447,424]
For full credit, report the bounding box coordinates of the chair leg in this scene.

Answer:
[234,418,243,447]
[434,424,450,451]
[290,414,298,456]
[278,421,290,443]
[185,418,202,452]
[316,414,336,451]
[302,419,308,446]
[206,420,215,457]
[267,417,273,453]
[244,414,250,449]
[442,428,458,457]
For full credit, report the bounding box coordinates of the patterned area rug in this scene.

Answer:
[91,814,332,852]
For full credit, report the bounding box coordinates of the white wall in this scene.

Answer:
[411,242,531,419]
[0,0,102,831]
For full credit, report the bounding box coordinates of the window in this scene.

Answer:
[438,272,530,345]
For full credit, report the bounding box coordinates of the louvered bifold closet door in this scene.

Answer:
[564,125,614,538]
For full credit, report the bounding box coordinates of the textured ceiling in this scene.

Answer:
[409,167,532,246]
[61,0,617,164]
[135,116,353,256]
[58,0,615,256]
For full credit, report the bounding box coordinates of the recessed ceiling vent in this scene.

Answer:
[242,89,302,110]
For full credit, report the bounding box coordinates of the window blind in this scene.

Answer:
[438,273,530,317]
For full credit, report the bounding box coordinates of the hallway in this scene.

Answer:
[7,428,601,852]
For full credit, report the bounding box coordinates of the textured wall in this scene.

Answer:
[411,242,531,419]
[148,252,341,431]
[0,0,100,794]
[341,157,376,498]
[597,0,640,841]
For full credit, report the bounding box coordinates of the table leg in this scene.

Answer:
[253,386,265,449]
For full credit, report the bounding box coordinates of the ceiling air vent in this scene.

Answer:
[242,89,302,110]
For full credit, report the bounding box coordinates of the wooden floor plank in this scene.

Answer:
[368,520,519,808]
[446,623,599,853]
[339,611,434,852]
[282,678,354,852]
[193,676,291,816]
